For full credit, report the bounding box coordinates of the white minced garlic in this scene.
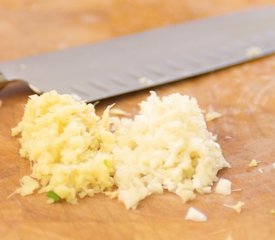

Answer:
[231,188,242,192]
[258,168,264,174]
[185,207,207,222]
[18,176,39,196]
[205,111,221,122]
[224,201,245,213]
[110,108,130,117]
[12,91,229,209]
[114,92,229,209]
[215,178,232,195]
[224,136,232,140]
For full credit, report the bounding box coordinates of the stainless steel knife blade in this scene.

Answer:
[0,7,275,101]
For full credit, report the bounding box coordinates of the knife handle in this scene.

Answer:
[0,72,9,89]
[0,72,23,90]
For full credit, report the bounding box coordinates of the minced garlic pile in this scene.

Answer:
[114,92,229,209]
[12,91,229,209]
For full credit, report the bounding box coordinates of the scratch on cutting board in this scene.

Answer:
[220,113,231,133]
[253,81,275,107]
[237,81,259,111]
[195,226,241,240]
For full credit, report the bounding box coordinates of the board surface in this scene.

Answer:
[1,1,275,239]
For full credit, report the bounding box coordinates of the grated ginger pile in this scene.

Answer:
[12,91,229,209]
[12,91,116,203]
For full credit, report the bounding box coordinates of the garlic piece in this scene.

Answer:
[18,176,39,196]
[205,111,222,121]
[110,108,130,117]
[248,159,259,168]
[258,168,264,174]
[223,201,245,213]
[231,188,242,192]
[215,178,232,195]
[185,207,207,222]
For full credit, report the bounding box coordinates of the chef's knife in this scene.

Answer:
[0,7,275,101]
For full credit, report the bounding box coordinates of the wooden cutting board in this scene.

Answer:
[1,1,275,239]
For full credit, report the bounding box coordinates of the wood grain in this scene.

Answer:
[1,1,275,239]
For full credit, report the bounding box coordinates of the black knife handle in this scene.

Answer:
[0,72,23,90]
[0,72,9,89]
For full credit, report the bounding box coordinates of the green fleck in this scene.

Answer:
[103,160,109,167]
[47,191,61,203]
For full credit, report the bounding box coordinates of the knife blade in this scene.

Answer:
[0,7,275,101]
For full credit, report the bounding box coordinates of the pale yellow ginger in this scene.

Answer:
[12,91,116,203]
